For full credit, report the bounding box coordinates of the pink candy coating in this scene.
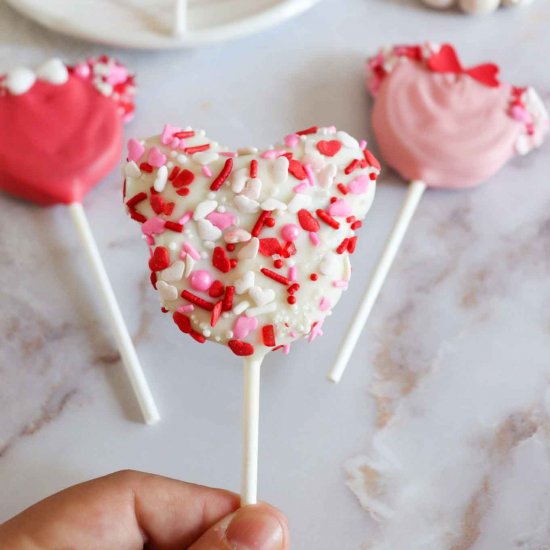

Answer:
[189,270,213,292]
[281,223,300,242]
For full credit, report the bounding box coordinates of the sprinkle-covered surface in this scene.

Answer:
[124,126,379,359]
[0,56,136,205]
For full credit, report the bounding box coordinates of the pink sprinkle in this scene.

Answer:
[293,183,309,193]
[359,139,367,150]
[233,316,259,339]
[282,345,290,355]
[189,270,213,292]
[333,280,348,289]
[170,137,181,149]
[304,164,317,186]
[179,211,193,225]
[289,331,298,338]
[284,133,300,148]
[142,216,165,236]
[183,241,201,260]
[348,175,370,194]
[177,304,195,314]
[309,232,320,246]
[260,149,286,160]
[326,125,337,133]
[202,165,213,178]
[219,151,237,158]
[288,266,297,282]
[148,147,167,168]
[105,64,128,85]
[73,62,91,79]
[510,105,532,124]
[207,211,236,231]
[161,123,181,145]
[328,199,352,217]
[308,320,324,343]
[179,249,187,260]
[319,297,332,311]
[127,138,145,162]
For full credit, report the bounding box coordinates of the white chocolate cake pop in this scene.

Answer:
[123,125,380,360]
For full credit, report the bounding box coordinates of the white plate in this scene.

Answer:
[5,0,320,49]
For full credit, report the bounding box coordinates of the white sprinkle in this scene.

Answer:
[193,200,218,220]
[233,301,251,315]
[161,260,185,282]
[336,131,359,149]
[246,303,277,317]
[224,228,252,244]
[203,329,211,337]
[177,154,188,164]
[249,286,275,306]
[235,271,255,295]
[154,165,168,192]
[36,58,69,85]
[261,198,287,211]
[184,256,195,277]
[237,146,258,155]
[241,178,262,200]
[288,194,312,213]
[318,163,336,189]
[124,161,141,178]
[156,281,178,301]
[231,168,249,193]
[193,151,219,165]
[272,156,289,184]
[238,237,259,260]
[234,195,260,214]
[5,67,36,95]
[197,219,222,241]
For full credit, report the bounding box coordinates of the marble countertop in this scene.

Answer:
[1,0,550,548]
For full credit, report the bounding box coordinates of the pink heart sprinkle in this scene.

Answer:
[207,211,236,231]
[328,199,352,217]
[127,138,145,162]
[142,216,166,236]
[233,316,259,339]
[319,297,332,311]
[284,133,300,148]
[161,123,181,145]
[148,147,167,168]
[106,64,128,85]
[73,62,91,79]
[348,175,370,194]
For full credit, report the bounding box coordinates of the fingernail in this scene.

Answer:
[225,506,285,550]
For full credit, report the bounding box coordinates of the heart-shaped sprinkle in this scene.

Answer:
[124,126,379,359]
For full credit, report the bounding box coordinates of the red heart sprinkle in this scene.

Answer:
[465,64,500,88]
[173,169,195,188]
[297,209,320,232]
[428,44,463,74]
[228,339,255,356]
[208,280,225,298]
[149,247,170,271]
[212,246,231,273]
[288,159,307,180]
[150,194,165,214]
[173,312,191,333]
[259,238,282,257]
[317,140,342,157]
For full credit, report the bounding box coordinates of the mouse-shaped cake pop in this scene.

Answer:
[328,42,548,383]
[123,124,380,504]
[0,57,159,424]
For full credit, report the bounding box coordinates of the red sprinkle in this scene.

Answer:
[130,211,147,223]
[351,221,362,230]
[310,273,318,281]
[228,339,255,357]
[149,247,170,271]
[287,296,297,305]
[190,330,206,344]
[150,194,165,215]
[317,140,342,157]
[259,238,282,257]
[226,243,236,252]
[230,258,238,269]
[163,202,175,216]
[210,300,223,327]
[250,159,258,178]
[364,149,381,171]
[346,216,356,223]
[173,312,191,333]
[262,325,276,347]
[337,238,350,254]
[297,209,320,232]
[181,290,215,311]
[126,192,148,209]
[185,144,210,154]
[164,221,184,233]
[251,210,272,237]
[209,280,225,298]
[288,159,307,180]
[168,166,181,181]
[287,283,300,294]
[316,209,340,229]
[173,169,195,187]
[212,247,231,273]
[222,285,235,311]
[296,126,318,136]
[369,172,377,181]
[139,162,153,173]
[174,130,195,139]
[345,159,360,175]
[281,241,297,258]
[274,259,284,269]
[330,197,338,204]
[261,268,291,286]
[264,217,276,228]
[177,188,190,196]
[210,158,233,191]
[150,272,158,289]
[348,236,358,254]
[337,183,349,195]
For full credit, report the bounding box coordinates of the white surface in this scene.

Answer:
[1,0,550,548]
[241,357,262,506]
[328,180,426,383]
[5,0,320,49]
[68,203,160,425]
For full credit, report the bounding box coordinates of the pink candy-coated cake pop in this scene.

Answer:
[0,56,136,205]
[368,43,548,188]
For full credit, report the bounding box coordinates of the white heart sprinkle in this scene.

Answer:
[238,237,259,260]
[224,228,252,244]
[241,178,262,200]
[157,281,178,302]
[36,58,69,85]
[231,168,249,193]
[234,195,260,214]
[160,260,185,282]
[235,271,255,294]
[184,256,195,277]
[197,219,222,241]
[319,251,340,276]
[272,156,289,184]
[193,151,219,165]
[125,161,141,178]
[261,198,287,211]
[249,286,275,307]
[5,67,36,95]
[193,200,218,220]
[154,165,168,192]
[318,163,337,189]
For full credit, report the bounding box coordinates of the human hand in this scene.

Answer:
[0,470,289,550]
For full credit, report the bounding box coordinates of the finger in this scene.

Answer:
[0,470,239,550]
[189,504,289,550]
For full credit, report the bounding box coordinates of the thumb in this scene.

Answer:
[189,503,289,550]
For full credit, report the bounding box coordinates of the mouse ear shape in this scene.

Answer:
[427,44,463,74]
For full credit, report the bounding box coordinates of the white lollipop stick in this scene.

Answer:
[241,355,263,506]
[68,202,160,425]
[327,180,427,383]
[174,0,187,36]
